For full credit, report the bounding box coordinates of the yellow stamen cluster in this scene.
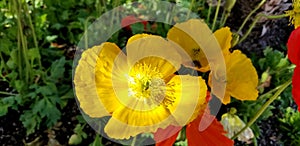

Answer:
[286,0,300,29]
[128,63,168,107]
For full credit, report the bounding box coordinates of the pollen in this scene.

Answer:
[128,62,170,107]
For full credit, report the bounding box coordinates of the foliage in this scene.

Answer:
[279,107,300,145]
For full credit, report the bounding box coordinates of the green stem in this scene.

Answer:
[130,136,137,146]
[186,0,195,20]
[206,1,212,23]
[238,13,289,44]
[0,52,9,74]
[0,91,18,96]
[211,0,221,31]
[231,79,292,140]
[237,0,266,33]
[219,9,226,27]
[23,2,42,69]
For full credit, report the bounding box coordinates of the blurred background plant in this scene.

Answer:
[0,0,298,145]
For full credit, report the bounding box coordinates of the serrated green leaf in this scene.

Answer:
[20,111,42,135]
[44,99,61,127]
[49,57,66,82]
[36,86,54,96]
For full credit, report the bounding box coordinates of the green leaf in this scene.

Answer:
[28,48,41,67]
[46,35,58,42]
[15,80,25,93]
[0,103,9,117]
[49,57,66,82]
[44,98,61,127]
[20,111,42,135]
[89,135,104,146]
[131,22,145,34]
[0,38,12,55]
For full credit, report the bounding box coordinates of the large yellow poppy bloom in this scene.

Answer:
[74,34,207,139]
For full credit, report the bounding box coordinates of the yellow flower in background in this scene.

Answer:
[286,0,300,29]
[221,108,254,142]
[167,20,231,72]
[74,34,208,139]
[167,19,258,104]
[210,50,259,104]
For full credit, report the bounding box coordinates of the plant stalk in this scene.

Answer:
[237,0,266,33]
[211,0,222,31]
[231,79,292,140]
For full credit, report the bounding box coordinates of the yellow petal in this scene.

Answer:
[127,33,152,44]
[210,50,259,104]
[126,35,182,79]
[166,75,207,126]
[214,27,232,57]
[74,46,111,117]
[94,42,129,114]
[104,104,175,139]
[167,19,222,72]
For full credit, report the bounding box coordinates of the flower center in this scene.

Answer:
[128,63,166,106]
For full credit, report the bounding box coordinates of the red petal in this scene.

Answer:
[154,125,181,146]
[121,15,148,31]
[186,113,234,146]
[292,66,300,111]
[121,15,139,30]
[287,27,300,65]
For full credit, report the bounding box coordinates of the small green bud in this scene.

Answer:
[225,0,237,13]
[260,70,270,83]
[68,134,82,145]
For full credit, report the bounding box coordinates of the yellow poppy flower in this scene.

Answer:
[167,19,231,72]
[286,0,300,29]
[210,50,259,104]
[74,34,207,139]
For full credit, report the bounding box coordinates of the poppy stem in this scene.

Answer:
[231,79,292,140]
[237,0,266,33]
[238,13,289,44]
[131,136,137,146]
[211,0,222,31]
[0,91,18,96]
[206,0,213,23]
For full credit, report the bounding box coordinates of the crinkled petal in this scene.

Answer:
[214,27,232,57]
[210,50,258,104]
[95,42,129,114]
[287,27,300,65]
[167,19,225,72]
[126,34,182,79]
[292,66,300,111]
[186,113,234,146]
[154,125,181,145]
[74,44,117,117]
[167,20,209,72]
[104,103,175,139]
[166,75,207,126]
